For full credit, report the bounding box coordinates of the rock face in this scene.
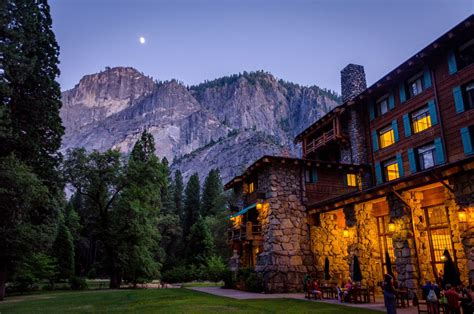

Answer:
[60,67,339,182]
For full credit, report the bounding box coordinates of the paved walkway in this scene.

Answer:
[188,286,418,314]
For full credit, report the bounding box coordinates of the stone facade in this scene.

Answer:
[255,163,315,292]
[340,64,367,103]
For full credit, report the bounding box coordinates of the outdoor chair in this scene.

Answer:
[417,300,429,314]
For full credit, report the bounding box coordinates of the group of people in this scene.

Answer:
[303,275,354,301]
[422,280,474,314]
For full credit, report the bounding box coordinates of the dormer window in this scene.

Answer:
[407,72,424,99]
[458,39,474,69]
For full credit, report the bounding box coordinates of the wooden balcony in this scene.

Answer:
[228,222,262,242]
[305,129,335,154]
[306,183,359,204]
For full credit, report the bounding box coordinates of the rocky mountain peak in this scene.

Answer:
[61,68,340,182]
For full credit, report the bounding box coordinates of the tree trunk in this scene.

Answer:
[109,270,121,289]
[0,265,6,301]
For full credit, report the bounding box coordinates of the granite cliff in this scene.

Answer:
[60,67,340,182]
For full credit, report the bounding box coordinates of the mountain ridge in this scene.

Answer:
[60,66,340,182]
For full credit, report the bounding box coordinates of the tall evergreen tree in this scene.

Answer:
[1,0,64,195]
[160,157,175,214]
[183,173,201,239]
[52,218,75,281]
[173,170,184,220]
[0,0,64,300]
[186,215,214,265]
[113,131,163,286]
[201,169,225,217]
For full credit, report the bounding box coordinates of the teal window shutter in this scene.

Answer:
[399,83,406,103]
[460,127,473,155]
[372,130,379,152]
[375,163,383,185]
[369,101,375,121]
[448,50,458,74]
[423,67,432,89]
[408,148,417,174]
[392,120,399,142]
[403,114,411,137]
[388,93,395,110]
[453,86,465,113]
[434,138,445,165]
[311,168,318,183]
[428,100,438,125]
[396,153,404,177]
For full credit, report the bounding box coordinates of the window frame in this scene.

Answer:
[406,72,424,99]
[377,95,389,117]
[383,158,400,182]
[346,173,357,187]
[248,181,255,194]
[411,105,432,134]
[457,38,474,70]
[416,142,436,170]
[462,80,474,111]
[378,125,395,149]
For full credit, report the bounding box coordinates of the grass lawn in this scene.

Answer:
[0,288,380,313]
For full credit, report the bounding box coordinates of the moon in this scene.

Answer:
[139,37,146,44]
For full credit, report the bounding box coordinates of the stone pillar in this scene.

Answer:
[340,64,367,103]
[390,192,421,293]
[255,163,315,292]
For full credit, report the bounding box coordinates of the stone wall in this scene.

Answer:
[310,203,382,287]
[340,64,367,103]
[255,163,315,292]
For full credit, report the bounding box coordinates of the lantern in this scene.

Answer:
[458,207,467,223]
[343,227,349,238]
[388,219,396,233]
[256,202,263,210]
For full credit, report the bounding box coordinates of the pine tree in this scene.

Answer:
[201,169,225,217]
[183,173,201,239]
[186,216,214,265]
[0,0,64,300]
[174,170,184,221]
[160,157,176,214]
[52,219,75,280]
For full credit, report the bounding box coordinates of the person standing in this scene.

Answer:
[383,274,397,314]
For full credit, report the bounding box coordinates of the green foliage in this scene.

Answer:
[69,276,88,290]
[173,170,184,220]
[222,269,236,289]
[12,253,58,292]
[183,173,201,239]
[52,219,75,280]
[237,268,264,292]
[186,216,214,265]
[205,255,226,282]
[201,169,225,217]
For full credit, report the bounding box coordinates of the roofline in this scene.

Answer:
[224,154,370,190]
[294,14,474,144]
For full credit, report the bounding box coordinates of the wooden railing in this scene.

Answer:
[305,183,358,204]
[228,222,262,242]
[305,129,335,154]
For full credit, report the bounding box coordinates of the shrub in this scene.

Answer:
[222,269,236,289]
[245,272,264,292]
[69,276,88,290]
[205,255,226,282]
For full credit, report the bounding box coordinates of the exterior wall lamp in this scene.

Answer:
[256,202,263,210]
[458,207,467,223]
[343,227,350,238]
[388,218,396,233]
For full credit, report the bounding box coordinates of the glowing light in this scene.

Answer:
[256,203,263,210]
[343,228,349,238]
[388,221,396,233]
[458,208,467,223]
[139,37,146,44]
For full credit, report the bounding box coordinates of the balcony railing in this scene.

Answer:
[305,183,358,204]
[228,222,262,242]
[306,129,335,154]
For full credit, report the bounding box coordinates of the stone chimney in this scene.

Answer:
[341,64,367,103]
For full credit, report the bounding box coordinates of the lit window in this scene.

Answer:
[377,97,389,116]
[463,81,474,110]
[384,159,400,181]
[407,73,424,98]
[379,126,395,149]
[346,174,357,187]
[417,143,435,170]
[412,106,432,133]
[248,182,255,193]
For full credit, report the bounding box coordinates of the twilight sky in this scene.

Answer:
[50,0,473,93]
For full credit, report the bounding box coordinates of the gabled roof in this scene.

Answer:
[294,14,474,144]
[224,155,370,190]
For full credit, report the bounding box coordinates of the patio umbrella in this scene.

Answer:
[385,251,394,277]
[442,249,461,287]
[324,257,331,281]
[353,255,363,282]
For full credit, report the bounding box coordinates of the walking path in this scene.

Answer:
[188,286,418,314]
